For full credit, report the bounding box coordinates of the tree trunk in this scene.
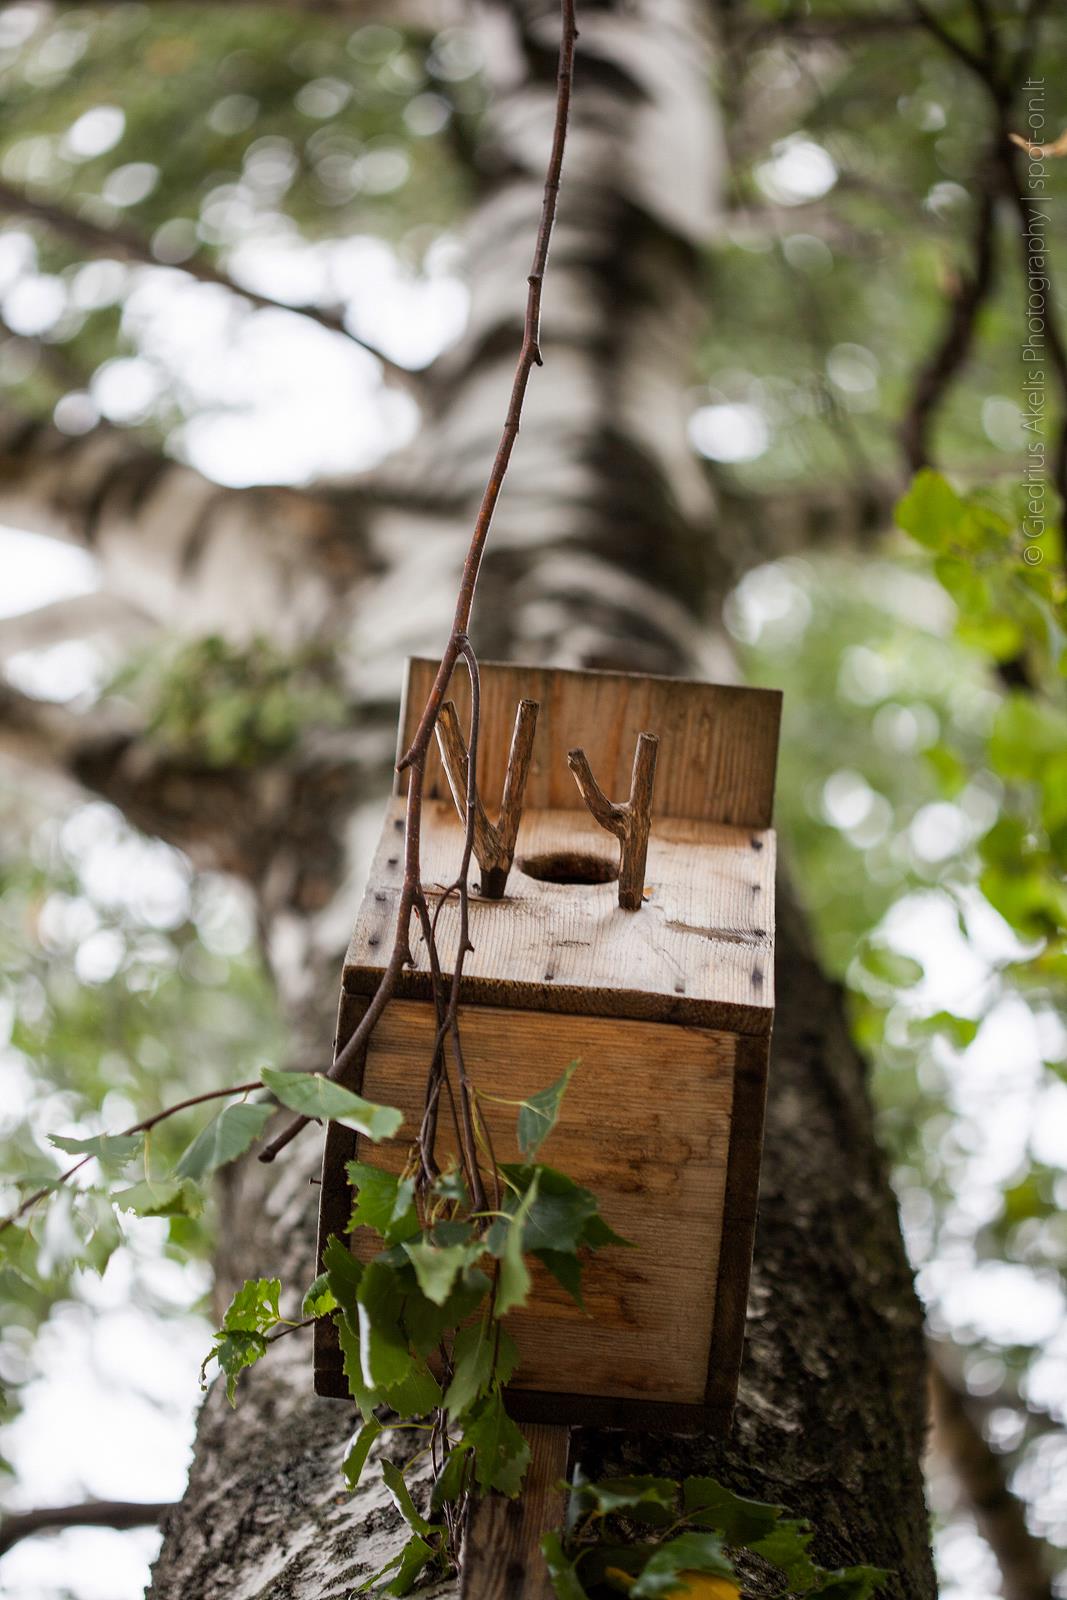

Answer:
[2,1,936,1595]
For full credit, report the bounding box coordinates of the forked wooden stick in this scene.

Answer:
[435,698,540,898]
[567,732,658,910]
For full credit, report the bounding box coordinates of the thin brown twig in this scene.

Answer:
[1,1080,263,1234]
[907,0,1067,502]
[258,0,577,1166]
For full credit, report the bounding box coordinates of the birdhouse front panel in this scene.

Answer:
[316,660,781,1432]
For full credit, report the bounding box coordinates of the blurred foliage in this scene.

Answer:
[0,0,1065,1594]
[0,784,285,1462]
[737,471,1066,1578]
[106,633,349,767]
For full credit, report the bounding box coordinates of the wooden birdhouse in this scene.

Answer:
[315,658,781,1436]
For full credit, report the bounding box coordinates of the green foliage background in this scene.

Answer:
[0,0,1065,1594]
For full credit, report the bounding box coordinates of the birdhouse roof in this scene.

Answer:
[344,661,780,1037]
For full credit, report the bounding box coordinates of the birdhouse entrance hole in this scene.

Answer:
[517,849,618,886]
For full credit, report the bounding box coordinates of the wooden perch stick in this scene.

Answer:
[435,697,540,898]
[567,732,658,910]
[460,1423,570,1599]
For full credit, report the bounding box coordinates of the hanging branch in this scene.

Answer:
[0,176,414,386]
[900,178,998,474]
[0,1499,175,1558]
[567,733,658,911]
[435,697,539,897]
[259,0,578,1165]
[908,0,1067,502]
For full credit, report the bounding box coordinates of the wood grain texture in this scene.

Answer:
[347,798,775,1035]
[704,1030,770,1421]
[399,659,782,829]
[351,1001,735,1404]
[460,1424,570,1600]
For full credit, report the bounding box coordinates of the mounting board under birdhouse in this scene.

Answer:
[315,659,781,1432]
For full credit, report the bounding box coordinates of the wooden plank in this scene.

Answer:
[352,1001,736,1406]
[346,798,775,1033]
[703,1030,771,1422]
[460,1424,570,1600]
[399,659,782,829]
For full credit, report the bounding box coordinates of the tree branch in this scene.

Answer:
[929,1360,1054,1600]
[258,0,578,1166]
[0,593,154,660]
[0,177,414,386]
[0,1499,174,1557]
[900,177,997,473]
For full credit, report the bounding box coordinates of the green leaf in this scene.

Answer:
[494,1165,600,1256]
[323,1233,363,1323]
[631,1532,735,1597]
[200,1277,281,1406]
[346,1161,419,1244]
[750,1519,817,1589]
[535,1248,585,1308]
[431,1443,473,1510]
[207,1330,268,1406]
[381,1359,441,1418]
[576,1476,678,1525]
[357,1260,412,1390]
[343,1417,383,1490]
[517,1061,578,1159]
[894,470,966,550]
[443,1320,493,1422]
[682,1476,782,1541]
[223,1277,281,1333]
[496,1171,539,1317]
[581,1213,633,1250]
[301,1272,338,1319]
[403,1266,491,1356]
[261,1067,403,1141]
[910,1010,979,1049]
[336,1312,377,1418]
[402,1236,469,1306]
[464,1390,530,1497]
[50,1132,143,1171]
[383,1534,437,1597]
[806,1567,888,1600]
[541,1531,592,1600]
[355,1533,435,1596]
[381,1459,438,1537]
[176,1100,273,1180]
[112,1176,203,1218]
[856,944,924,989]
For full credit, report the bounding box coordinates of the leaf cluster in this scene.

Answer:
[543,1474,888,1600]
[106,634,350,769]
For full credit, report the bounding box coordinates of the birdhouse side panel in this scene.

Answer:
[319,999,738,1412]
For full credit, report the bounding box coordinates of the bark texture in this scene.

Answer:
[0,1,935,1596]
